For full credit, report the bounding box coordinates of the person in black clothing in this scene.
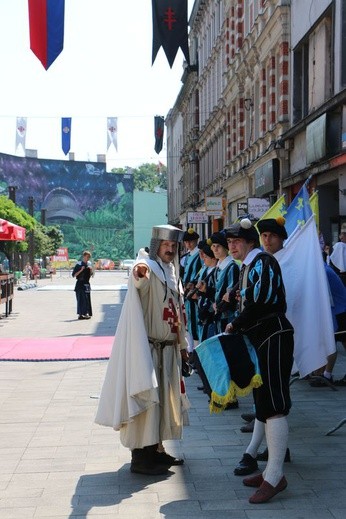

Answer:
[225,219,294,504]
[72,250,93,320]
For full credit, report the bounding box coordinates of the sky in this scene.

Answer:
[0,0,193,170]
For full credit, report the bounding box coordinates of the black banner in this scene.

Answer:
[152,0,190,68]
[154,116,165,154]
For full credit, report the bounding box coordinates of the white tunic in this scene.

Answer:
[95,254,188,449]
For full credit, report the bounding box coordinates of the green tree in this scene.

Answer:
[0,196,64,260]
[110,163,167,192]
[34,224,64,259]
[0,195,36,230]
[0,195,36,254]
[45,226,64,252]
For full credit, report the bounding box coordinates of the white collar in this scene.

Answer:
[242,248,263,266]
[217,255,233,270]
[188,246,199,256]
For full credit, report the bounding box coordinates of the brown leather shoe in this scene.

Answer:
[249,476,287,503]
[243,473,264,487]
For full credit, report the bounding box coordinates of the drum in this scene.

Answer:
[195,332,262,413]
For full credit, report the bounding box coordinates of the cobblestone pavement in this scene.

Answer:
[0,271,345,518]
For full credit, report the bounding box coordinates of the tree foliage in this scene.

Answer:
[33,224,64,258]
[0,195,64,258]
[0,195,36,230]
[111,163,167,192]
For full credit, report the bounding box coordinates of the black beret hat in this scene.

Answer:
[183,228,200,241]
[225,218,259,242]
[257,218,288,240]
[209,231,228,249]
[198,239,215,259]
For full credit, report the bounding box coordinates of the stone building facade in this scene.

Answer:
[166,0,346,242]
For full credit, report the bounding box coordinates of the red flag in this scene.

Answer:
[28,0,65,70]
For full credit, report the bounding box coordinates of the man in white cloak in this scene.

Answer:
[95,225,189,475]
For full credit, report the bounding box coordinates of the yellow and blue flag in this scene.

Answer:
[255,194,287,234]
[285,184,312,236]
[309,191,319,231]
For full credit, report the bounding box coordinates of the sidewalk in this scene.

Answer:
[0,271,346,518]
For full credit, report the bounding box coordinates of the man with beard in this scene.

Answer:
[95,225,189,475]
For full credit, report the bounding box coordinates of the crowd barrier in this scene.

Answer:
[0,273,14,317]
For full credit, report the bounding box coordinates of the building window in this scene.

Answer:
[293,41,309,123]
[342,1,346,86]
[293,7,333,124]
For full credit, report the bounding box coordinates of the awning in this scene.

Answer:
[0,218,26,241]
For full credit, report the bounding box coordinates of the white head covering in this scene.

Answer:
[330,241,346,272]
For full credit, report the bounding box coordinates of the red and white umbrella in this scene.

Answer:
[0,218,26,241]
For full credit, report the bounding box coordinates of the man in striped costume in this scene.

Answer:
[225,218,294,504]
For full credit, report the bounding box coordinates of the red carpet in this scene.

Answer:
[0,336,113,361]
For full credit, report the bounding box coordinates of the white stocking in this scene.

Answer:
[245,419,265,458]
[263,416,289,487]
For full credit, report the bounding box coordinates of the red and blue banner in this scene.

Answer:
[61,117,71,155]
[28,0,65,70]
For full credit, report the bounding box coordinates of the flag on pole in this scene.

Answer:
[107,117,118,151]
[28,0,65,70]
[154,116,165,154]
[284,184,312,237]
[255,194,286,232]
[275,216,336,378]
[61,118,72,155]
[15,117,27,152]
[309,191,319,231]
[152,0,190,68]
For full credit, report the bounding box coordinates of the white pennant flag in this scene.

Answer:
[15,117,27,152]
[107,117,118,151]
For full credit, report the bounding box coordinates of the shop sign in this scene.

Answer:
[237,202,248,217]
[187,211,209,224]
[247,197,270,219]
[254,159,279,197]
[205,197,223,212]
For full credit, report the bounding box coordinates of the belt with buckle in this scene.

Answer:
[148,338,176,348]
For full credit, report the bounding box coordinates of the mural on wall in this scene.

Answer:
[0,153,134,260]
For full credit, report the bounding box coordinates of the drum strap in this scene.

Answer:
[239,264,250,313]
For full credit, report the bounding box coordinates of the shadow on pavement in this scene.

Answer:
[68,467,174,518]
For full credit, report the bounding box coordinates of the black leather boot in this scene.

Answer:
[130,446,169,475]
[154,449,184,466]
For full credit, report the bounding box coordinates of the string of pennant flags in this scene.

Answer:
[28,0,189,71]
[15,115,165,157]
[19,1,188,158]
